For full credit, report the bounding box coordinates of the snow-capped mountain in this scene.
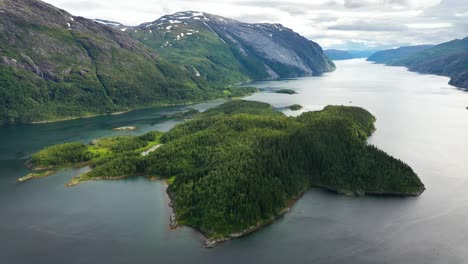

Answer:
[125,11,335,84]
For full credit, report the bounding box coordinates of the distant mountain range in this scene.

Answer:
[325,49,377,60]
[0,1,334,124]
[367,39,468,89]
[366,45,435,64]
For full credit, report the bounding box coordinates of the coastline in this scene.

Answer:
[203,192,306,248]
[310,183,426,197]
[56,170,306,249]
[17,166,425,247]
[27,89,258,126]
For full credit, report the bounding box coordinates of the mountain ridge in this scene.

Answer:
[367,45,435,64]
[0,3,335,124]
[369,38,468,89]
[127,11,335,84]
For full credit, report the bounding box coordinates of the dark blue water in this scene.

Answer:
[1,60,468,263]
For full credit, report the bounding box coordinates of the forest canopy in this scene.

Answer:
[28,100,425,240]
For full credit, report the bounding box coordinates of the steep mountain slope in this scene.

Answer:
[128,11,335,84]
[388,38,468,89]
[367,45,434,64]
[450,71,468,88]
[324,49,353,60]
[390,38,468,67]
[0,0,223,124]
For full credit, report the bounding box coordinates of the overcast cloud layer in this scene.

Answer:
[43,0,468,49]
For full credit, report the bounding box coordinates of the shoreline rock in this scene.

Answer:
[203,192,305,248]
[17,171,55,183]
[112,126,137,131]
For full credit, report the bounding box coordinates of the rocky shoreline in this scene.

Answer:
[17,171,55,183]
[164,188,297,248]
[202,192,305,248]
[112,126,137,131]
[311,183,426,197]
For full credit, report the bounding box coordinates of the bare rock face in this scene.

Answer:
[202,13,335,77]
[129,11,335,82]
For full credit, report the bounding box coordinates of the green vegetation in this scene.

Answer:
[389,38,468,67]
[0,1,255,125]
[130,21,268,85]
[29,131,163,170]
[30,142,95,167]
[367,45,434,64]
[275,89,297,95]
[129,12,335,88]
[324,49,353,60]
[374,37,468,89]
[288,104,303,111]
[26,101,425,241]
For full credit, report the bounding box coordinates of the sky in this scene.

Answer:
[42,0,468,50]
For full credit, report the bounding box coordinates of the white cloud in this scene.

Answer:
[407,22,453,29]
[42,0,468,49]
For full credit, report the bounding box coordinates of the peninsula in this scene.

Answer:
[23,100,425,246]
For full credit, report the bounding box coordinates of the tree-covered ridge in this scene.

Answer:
[27,101,425,241]
[0,0,254,125]
[369,38,468,89]
[366,45,434,64]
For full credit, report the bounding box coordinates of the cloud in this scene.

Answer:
[41,0,467,49]
[328,21,408,31]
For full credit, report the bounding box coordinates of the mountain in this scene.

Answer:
[450,71,468,88]
[367,45,434,64]
[0,1,248,125]
[325,49,377,60]
[324,49,353,60]
[386,38,468,89]
[127,11,335,84]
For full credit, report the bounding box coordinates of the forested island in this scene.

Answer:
[275,89,298,94]
[23,100,425,246]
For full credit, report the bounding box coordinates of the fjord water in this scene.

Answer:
[1,59,468,263]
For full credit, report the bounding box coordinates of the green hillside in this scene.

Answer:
[0,0,250,124]
[128,12,335,86]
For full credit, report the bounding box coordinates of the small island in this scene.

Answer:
[23,100,425,247]
[112,126,137,131]
[288,104,303,111]
[275,89,297,94]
